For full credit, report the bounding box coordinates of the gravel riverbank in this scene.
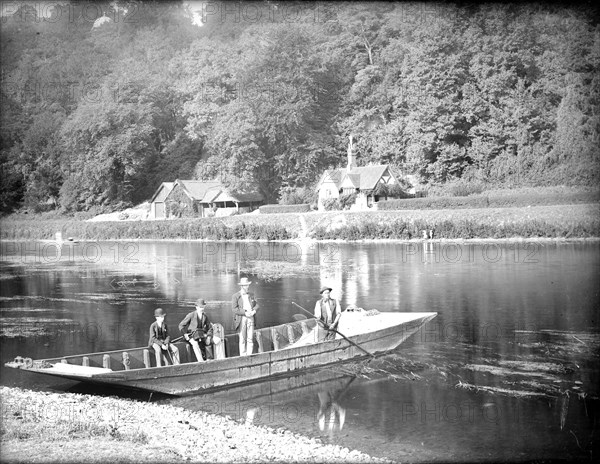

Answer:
[0,387,389,463]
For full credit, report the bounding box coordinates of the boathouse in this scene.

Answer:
[155,179,263,218]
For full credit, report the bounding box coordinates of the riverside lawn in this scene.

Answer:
[1,203,599,241]
[0,387,388,463]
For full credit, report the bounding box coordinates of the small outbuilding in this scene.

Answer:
[149,182,175,219]
[152,179,263,219]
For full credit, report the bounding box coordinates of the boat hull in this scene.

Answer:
[7,312,436,395]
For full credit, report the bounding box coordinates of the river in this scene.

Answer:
[1,239,598,462]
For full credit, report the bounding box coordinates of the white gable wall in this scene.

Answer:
[317,179,341,211]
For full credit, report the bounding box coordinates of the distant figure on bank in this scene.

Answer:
[232,277,259,356]
[179,299,214,362]
[148,308,180,367]
[314,286,341,341]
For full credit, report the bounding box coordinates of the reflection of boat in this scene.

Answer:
[168,368,360,432]
[5,311,436,395]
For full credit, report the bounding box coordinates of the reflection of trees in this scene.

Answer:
[319,244,344,304]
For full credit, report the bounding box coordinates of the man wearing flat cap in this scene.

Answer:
[148,307,180,367]
[232,277,260,356]
[314,286,341,341]
[179,298,214,362]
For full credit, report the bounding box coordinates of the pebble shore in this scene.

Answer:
[0,387,390,463]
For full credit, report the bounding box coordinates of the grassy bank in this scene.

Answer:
[378,189,600,210]
[1,204,598,241]
[309,204,600,240]
[0,387,386,463]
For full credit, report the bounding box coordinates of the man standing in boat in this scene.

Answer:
[178,299,214,362]
[232,277,259,356]
[148,308,180,367]
[314,286,341,341]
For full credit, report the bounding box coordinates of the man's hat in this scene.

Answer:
[195,298,207,307]
[154,308,166,317]
[238,277,252,286]
[320,286,333,294]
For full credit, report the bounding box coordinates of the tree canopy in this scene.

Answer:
[1,1,598,213]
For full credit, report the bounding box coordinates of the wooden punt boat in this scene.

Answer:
[5,310,436,396]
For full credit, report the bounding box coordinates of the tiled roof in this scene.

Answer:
[173,180,264,203]
[202,186,222,203]
[352,165,389,190]
[319,168,347,190]
[207,188,263,203]
[230,191,264,202]
[178,180,222,200]
[150,182,175,203]
[318,165,391,192]
[345,173,361,188]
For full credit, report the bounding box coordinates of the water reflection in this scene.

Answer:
[1,240,599,462]
[165,366,358,438]
[317,379,349,435]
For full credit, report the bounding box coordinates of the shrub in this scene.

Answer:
[447,179,486,197]
[338,193,357,210]
[374,183,410,199]
[259,204,311,214]
[279,186,318,206]
[378,191,600,210]
[322,198,342,211]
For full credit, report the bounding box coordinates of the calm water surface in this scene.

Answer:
[1,240,598,462]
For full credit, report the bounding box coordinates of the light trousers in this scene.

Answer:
[152,343,180,367]
[188,338,214,362]
[238,316,254,356]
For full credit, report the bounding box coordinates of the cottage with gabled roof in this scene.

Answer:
[152,179,263,219]
[149,182,175,219]
[316,135,400,211]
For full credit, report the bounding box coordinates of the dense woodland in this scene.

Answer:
[1,1,598,214]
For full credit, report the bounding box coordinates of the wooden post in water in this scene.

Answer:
[271,327,280,351]
[143,349,151,368]
[102,354,111,370]
[212,323,226,360]
[287,325,296,344]
[122,352,131,370]
[255,330,264,353]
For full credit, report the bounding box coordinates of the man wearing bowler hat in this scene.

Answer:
[232,277,260,356]
[148,308,180,367]
[179,298,214,362]
[314,286,341,341]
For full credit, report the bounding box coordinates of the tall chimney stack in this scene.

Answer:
[347,134,355,171]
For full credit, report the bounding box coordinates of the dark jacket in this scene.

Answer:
[231,291,259,331]
[148,321,172,348]
[178,311,213,340]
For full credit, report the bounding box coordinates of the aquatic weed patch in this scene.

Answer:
[377,329,600,401]
[0,317,75,338]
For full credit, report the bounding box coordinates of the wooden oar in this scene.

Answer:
[291,302,374,358]
[171,328,199,344]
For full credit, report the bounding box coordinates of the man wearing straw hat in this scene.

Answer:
[232,277,260,356]
[148,308,180,367]
[314,286,341,341]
